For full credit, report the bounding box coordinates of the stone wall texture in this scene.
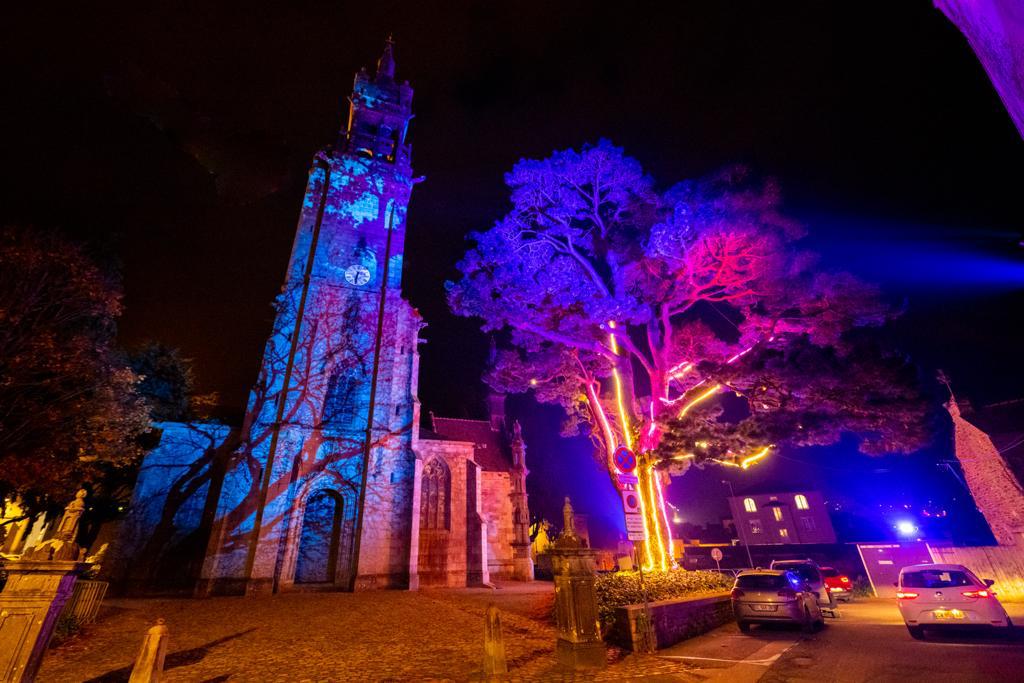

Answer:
[482,472,515,579]
[929,545,1024,601]
[949,401,1024,545]
[609,592,733,651]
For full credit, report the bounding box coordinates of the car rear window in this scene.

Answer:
[737,574,788,590]
[820,568,838,578]
[774,563,820,583]
[901,570,974,588]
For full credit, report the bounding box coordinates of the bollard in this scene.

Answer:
[128,618,169,683]
[482,604,508,678]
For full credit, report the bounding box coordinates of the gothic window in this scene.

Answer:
[772,507,784,522]
[322,371,360,429]
[749,518,763,535]
[778,527,789,540]
[420,459,451,531]
[743,497,757,513]
[800,516,817,532]
[350,194,380,225]
[795,494,809,510]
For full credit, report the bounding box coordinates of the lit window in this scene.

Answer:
[749,519,762,534]
[772,507,783,522]
[743,498,757,512]
[795,494,809,510]
[779,528,789,539]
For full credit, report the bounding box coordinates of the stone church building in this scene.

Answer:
[108,39,532,594]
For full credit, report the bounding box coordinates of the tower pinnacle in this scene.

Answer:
[376,34,396,81]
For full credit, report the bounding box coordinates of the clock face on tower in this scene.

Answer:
[344,264,372,286]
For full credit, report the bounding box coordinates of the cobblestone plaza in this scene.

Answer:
[40,583,701,681]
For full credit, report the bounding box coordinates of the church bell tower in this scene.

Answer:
[200,38,424,595]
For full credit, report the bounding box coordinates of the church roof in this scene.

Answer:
[428,417,513,472]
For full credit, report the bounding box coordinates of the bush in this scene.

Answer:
[50,614,82,647]
[595,569,732,628]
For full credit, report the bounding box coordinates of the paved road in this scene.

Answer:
[660,599,1024,682]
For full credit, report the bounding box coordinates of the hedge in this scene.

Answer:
[594,569,733,628]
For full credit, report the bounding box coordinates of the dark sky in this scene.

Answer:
[4,3,1022,534]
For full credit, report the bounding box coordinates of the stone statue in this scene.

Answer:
[55,489,87,542]
[562,497,576,539]
[23,489,88,562]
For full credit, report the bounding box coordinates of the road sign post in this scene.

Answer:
[711,546,723,573]
[617,446,655,651]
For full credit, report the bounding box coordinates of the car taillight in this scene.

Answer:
[777,588,797,600]
[731,588,745,598]
[962,589,992,598]
[896,591,918,599]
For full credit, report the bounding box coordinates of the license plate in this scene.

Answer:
[933,609,965,620]
[752,604,777,612]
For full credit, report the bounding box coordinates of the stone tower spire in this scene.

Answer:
[342,35,413,168]
[376,34,396,81]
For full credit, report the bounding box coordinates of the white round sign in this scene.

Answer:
[710,548,723,561]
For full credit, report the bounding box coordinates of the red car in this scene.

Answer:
[821,566,854,602]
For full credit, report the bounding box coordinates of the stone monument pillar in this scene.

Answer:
[508,421,534,581]
[549,497,604,670]
[0,490,92,682]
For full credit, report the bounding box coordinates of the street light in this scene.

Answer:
[723,480,755,569]
[896,520,919,538]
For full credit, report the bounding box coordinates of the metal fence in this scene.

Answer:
[60,579,109,624]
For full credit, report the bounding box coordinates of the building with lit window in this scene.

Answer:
[727,490,836,545]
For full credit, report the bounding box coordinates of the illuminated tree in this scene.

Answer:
[129,342,218,422]
[0,226,150,509]
[448,141,929,569]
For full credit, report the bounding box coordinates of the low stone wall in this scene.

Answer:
[609,592,732,650]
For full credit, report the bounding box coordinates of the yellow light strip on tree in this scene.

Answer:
[634,467,656,571]
[740,446,771,469]
[711,445,772,469]
[678,383,722,418]
[653,465,676,569]
[607,321,658,569]
[645,463,670,571]
[607,321,633,451]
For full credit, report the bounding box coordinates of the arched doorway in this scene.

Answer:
[295,490,343,584]
[418,459,451,585]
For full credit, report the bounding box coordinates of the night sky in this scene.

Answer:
[4,3,1022,539]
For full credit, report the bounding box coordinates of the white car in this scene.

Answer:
[896,563,1013,639]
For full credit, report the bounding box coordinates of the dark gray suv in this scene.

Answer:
[731,570,824,633]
